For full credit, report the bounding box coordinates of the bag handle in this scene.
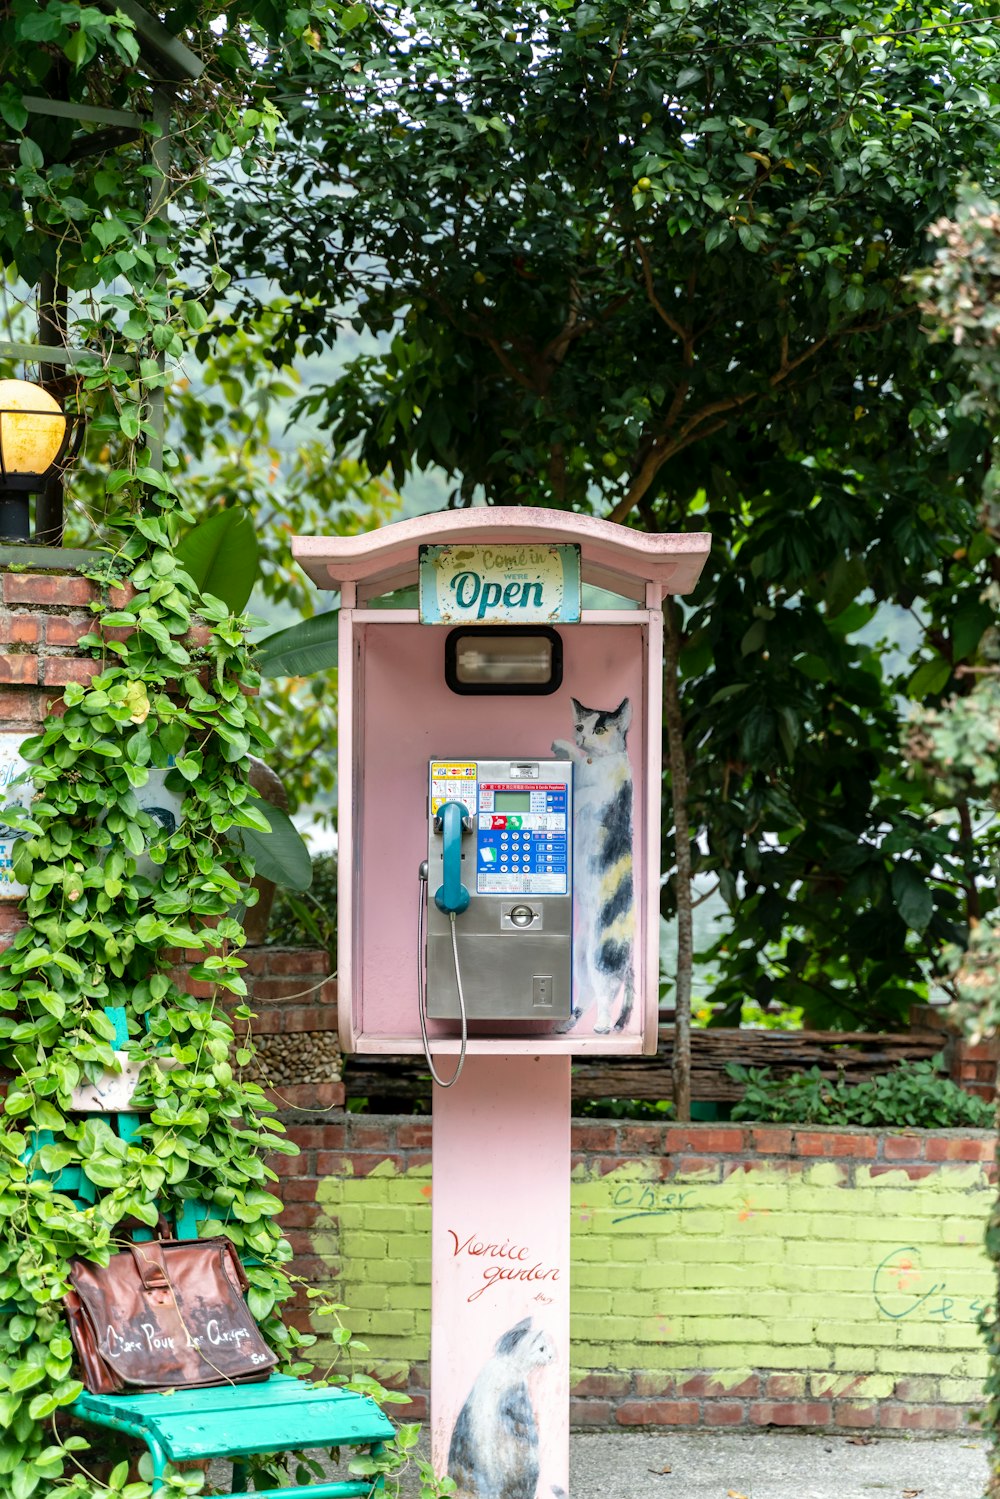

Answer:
[124,1242,170,1294]
[219,1239,250,1295]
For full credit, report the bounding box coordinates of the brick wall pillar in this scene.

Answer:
[0,567,121,950]
[911,1002,998,1101]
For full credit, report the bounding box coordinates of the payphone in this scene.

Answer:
[418,756,574,1086]
[292,508,711,1497]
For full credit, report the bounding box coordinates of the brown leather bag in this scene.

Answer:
[66,1235,278,1394]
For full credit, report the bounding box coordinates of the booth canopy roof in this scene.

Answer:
[292,508,710,598]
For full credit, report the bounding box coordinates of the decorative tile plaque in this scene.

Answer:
[419,543,581,625]
[0,733,32,899]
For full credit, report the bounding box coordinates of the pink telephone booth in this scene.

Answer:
[294,510,709,1495]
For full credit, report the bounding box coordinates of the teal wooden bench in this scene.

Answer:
[72,1375,395,1497]
[29,1007,397,1497]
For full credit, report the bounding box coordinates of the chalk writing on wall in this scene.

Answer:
[610,1184,695,1225]
[872,1246,986,1324]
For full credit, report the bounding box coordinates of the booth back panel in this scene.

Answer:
[353,620,649,1045]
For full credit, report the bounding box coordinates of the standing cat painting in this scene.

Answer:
[448,1317,559,1499]
[552,696,634,1033]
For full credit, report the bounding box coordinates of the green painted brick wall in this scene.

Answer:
[294,1121,994,1429]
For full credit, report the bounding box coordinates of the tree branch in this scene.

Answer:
[482,333,538,391]
[635,237,690,345]
[549,440,567,503]
[604,11,633,95]
[541,290,632,369]
[664,595,693,1122]
[609,329,834,523]
[609,414,733,523]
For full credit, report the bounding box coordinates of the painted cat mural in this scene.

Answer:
[448,1317,557,1499]
[552,696,634,1033]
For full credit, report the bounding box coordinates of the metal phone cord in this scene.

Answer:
[417,864,467,1088]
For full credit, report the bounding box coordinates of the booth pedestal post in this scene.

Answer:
[431,1054,571,1498]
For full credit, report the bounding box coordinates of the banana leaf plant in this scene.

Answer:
[176,504,341,893]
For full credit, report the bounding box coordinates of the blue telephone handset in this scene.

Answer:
[434,800,471,915]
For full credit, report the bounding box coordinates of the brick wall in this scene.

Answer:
[0,568,209,704]
[912,1003,1000,1101]
[235,951,341,1109]
[0,569,120,697]
[0,568,108,939]
[278,1117,996,1434]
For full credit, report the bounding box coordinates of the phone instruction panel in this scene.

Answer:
[429,762,570,897]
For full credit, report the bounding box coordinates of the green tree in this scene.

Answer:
[209,0,998,510]
[206,0,1000,1111]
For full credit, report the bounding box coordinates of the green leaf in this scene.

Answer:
[12,1460,39,1499]
[83,1156,130,1188]
[18,138,43,170]
[63,28,92,68]
[37,1143,74,1173]
[823,554,867,619]
[0,93,27,132]
[31,1101,64,1130]
[907,657,951,700]
[123,1196,160,1226]
[18,9,64,40]
[27,1391,64,1421]
[183,300,208,331]
[740,619,766,656]
[891,862,933,934]
[7,1315,33,1343]
[256,611,340,677]
[247,1286,275,1319]
[9,1364,44,1394]
[175,506,259,613]
[968,529,996,567]
[951,599,993,661]
[235,799,313,891]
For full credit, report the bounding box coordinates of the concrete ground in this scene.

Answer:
[213,1428,991,1497]
[386,1429,990,1499]
[559,1430,989,1499]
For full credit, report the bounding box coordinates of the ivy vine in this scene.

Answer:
[0,3,436,1494]
[0,533,301,1494]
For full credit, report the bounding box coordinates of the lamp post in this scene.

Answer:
[0,378,83,544]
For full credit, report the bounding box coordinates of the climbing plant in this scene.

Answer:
[0,542,301,1496]
[0,2,426,1495]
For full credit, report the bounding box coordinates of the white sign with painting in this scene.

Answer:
[0,733,33,900]
[68,1051,180,1111]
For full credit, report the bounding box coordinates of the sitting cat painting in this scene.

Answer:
[448,1317,558,1499]
[552,696,635,1033]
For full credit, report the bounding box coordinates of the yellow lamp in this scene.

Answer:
[0,380,66,475]
[0,378,81,543]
